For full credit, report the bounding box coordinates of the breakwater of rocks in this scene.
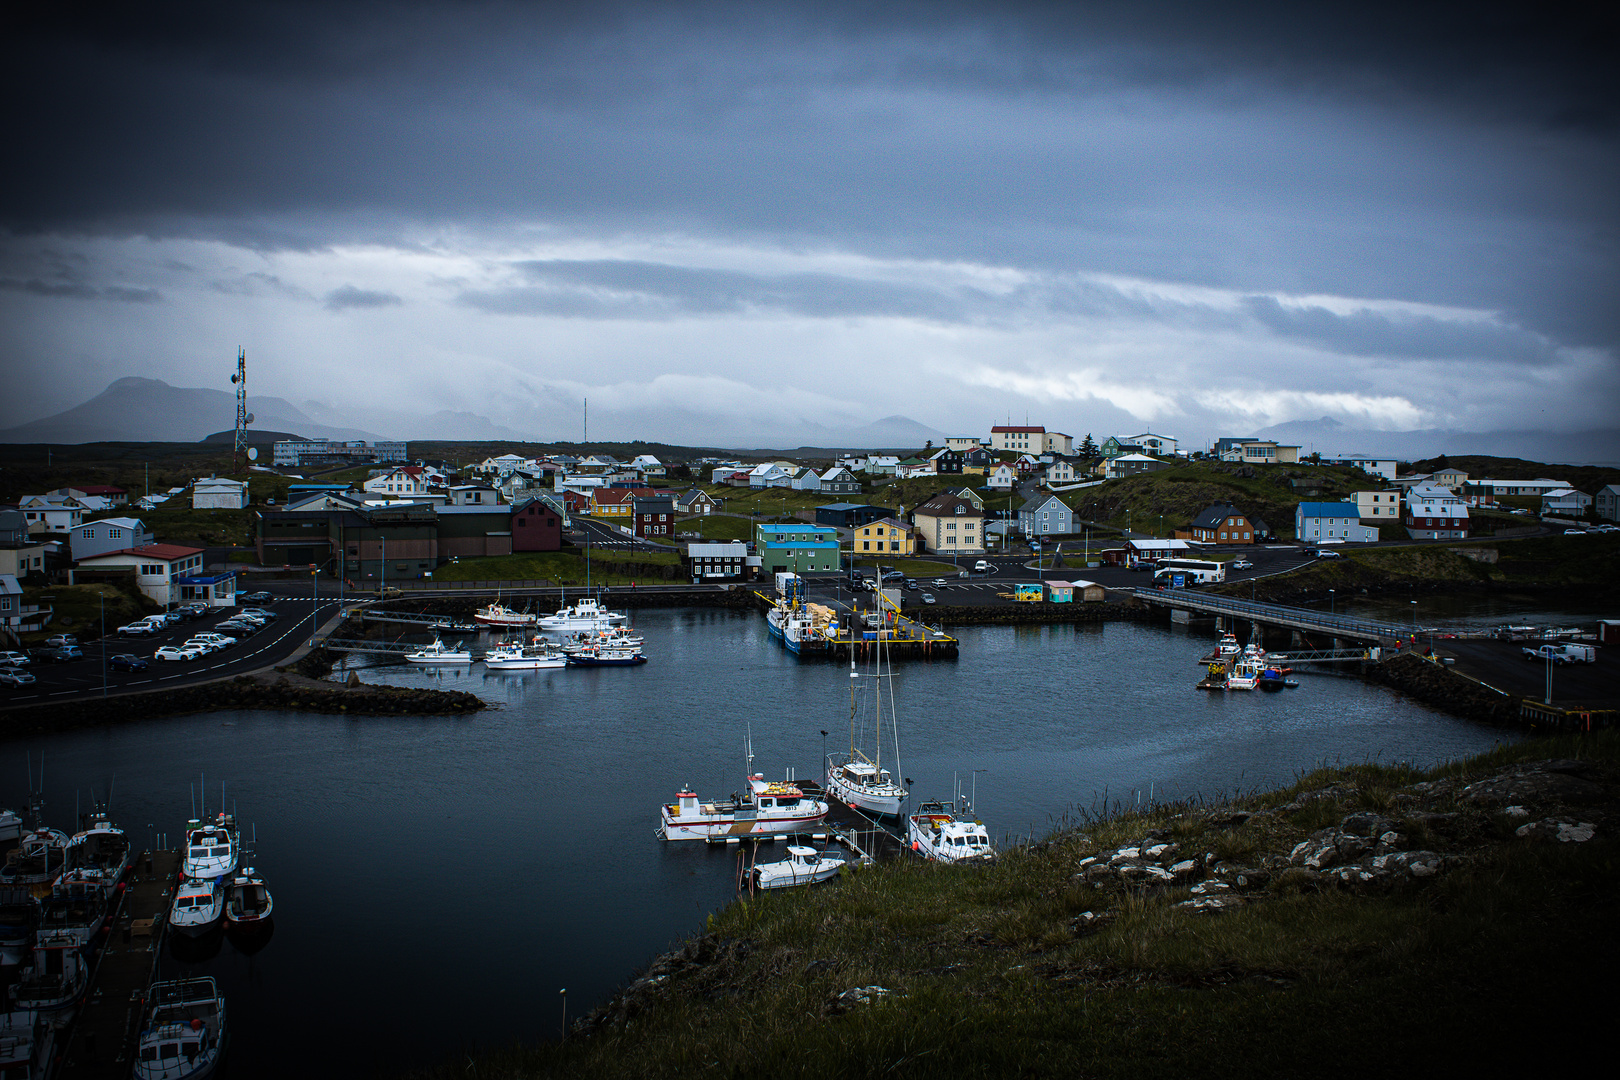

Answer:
[0,671,484,738]
[1366,653,1519,726]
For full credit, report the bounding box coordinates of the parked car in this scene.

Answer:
[44,635,79,648]
[154,645,204,662]
[881,570,905,582]
[904,581,918,591]
[178,603,211,619]
[1312,549,1343,559]
[183,638,227,654]
[118,621,159,636]
[240,590,275,603]
[192,633,238,649]
[215,619,258,634]
[226,611,268,625]
[108,654,149,672]
[238,608,278,621]
[974,560,991,573]
[35,645,83,663]
[0,669,37,687]
[921,593,937,604]
[0,651,30,667]
[1230,559,1254,570]
[932,578,947,587]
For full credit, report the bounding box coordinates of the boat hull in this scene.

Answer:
[824,771,905,818]
[752,857,844,889]
[566,654,646,666]
[659,808,827,841]
[484,656,567,670]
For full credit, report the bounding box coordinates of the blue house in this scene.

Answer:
[1295,502,1377,543]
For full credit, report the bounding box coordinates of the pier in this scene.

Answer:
[360,610,478,632]
[1134,588,1445,645]
[57,848,179,1079]
[756,591,960,660]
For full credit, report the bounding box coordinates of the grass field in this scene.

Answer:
[428,549,682,585]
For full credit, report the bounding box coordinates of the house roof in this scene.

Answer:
[1189,503,1244,530]
[992,425,1045,433]
[1296,502,1360,517]
[1019,494,1065,513]
[80,543,203,562]
[633,496,675,512]
[677,488,712,502]
[914,493,982,517]
[73,517,147,533]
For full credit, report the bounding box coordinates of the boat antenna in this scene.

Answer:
[190,783,195,821]
[745,723,755,776]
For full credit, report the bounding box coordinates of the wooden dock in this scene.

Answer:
[56,848,179,1079]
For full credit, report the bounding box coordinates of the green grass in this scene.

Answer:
[673,515,754,541]
[429,550,682,585]
[407,731,1620,1079]
[20,583,157,644]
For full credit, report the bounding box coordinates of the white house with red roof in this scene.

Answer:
[363,466,431,498]
[71,544,208,607]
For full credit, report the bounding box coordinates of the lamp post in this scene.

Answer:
[378,533,385,599]
[1329,589,1335,615]
[309,565,319,647]
[99,592,107,697]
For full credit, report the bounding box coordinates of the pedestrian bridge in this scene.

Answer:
[1132,588,1424,644]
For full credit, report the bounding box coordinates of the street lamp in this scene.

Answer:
[309,565,319,647]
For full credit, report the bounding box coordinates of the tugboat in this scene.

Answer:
[750,846,845,890]
[133,977,227,1080]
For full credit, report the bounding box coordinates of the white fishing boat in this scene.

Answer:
[170,877,224,937]
[482,640,568,670]
[39,869,110,950]
[0,888,39,967]
[559,626,643,654]
[472,600,538,627]
[66,807,132,895]
[907,800,994,863]
[538,597,627,632]
[0,1008,58,1078]
[1226,658,1262,690]
[751,846,845,890]
[659,739,829,840]
[566,643,647,667]
[133,977,227,1080]
[7,928,88,1011]
[0,827,71,899]
[181,813,239,882]
[224,868,273,930]
[825,607,909,817]
[404,638,473,664]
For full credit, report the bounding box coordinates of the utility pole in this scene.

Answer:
[230,348,248,473]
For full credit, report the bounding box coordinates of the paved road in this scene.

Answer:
[569,519,668,554]
[1,591,350,707]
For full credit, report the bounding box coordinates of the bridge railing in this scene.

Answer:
[1131,588,1419,641]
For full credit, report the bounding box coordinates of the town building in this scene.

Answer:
[789,468,823,491]
[18,494,85,534]
[51,485,128,506]
[945,437,983,451]
[1127,433,1177,456]
[912,492,985,556]
[68,517,154,563]
[986,463,1018,491]
[1596,484,1620,523]
[683,540,750,581]
[1353,490,1404,521]
[363,467,432,498]
[1405,484,1471,540]
[273,439,407,467]
[674,489,716,515]
[192,477,249,510]
[1102,453,1169,479]
[1018,494,1075,538]
[818,467,862,495]
[990,426,1044,453]
[1541,489,1592,518]
[1295,503,1378,543]
[632,496,676,539]
[510,497,564,552]
[852,517,913,556]
[0,510,50,581]
[815,504,893,530]
[1335,457,1401,480]
[754,523,841,575]
[1043,432,1074,455]
[1219,440,1300,465]
[71,544,208,607]
[1182,503,1257,544]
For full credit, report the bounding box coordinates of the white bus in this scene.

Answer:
[1153,558,1227,586]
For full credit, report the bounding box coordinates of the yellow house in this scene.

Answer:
[854,517,914,556]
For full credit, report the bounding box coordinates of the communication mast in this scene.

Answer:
[230,348,248,471]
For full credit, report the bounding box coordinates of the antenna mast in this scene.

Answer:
[231,348,248,471]
[583,397,588,448]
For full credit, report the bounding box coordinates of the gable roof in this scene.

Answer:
[1296,502,1359,517]
[914,493,982,517]
[1189,503,1245,530]
[80,543,203,562]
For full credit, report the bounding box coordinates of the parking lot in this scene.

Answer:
[0,591,349,705]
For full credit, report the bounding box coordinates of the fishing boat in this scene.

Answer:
[39,869,110,950]
[537,597,627,632]
[659,739,830,840]
[0,888,40,967]
[0,809,20,846]
[1225,658,1261,691]
[0,827,71,898]
[472,600,537,627]
[825,608,909,817]
[907,799,995,863]
[0,1008,57,1078]
[223,869,273,930]
[7,928,89,1011]
[565,643,647,667]
[559,626,643,654]
[170,877,224,937]
[66,806,132,894]
[133,977,227,1080]
[1258,665,1288,691]
[482,640,568,670]
[181,813,239,882]
[404,638,473,664]
[751,846,845,890]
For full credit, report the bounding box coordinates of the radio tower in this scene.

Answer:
[230,348,248,472]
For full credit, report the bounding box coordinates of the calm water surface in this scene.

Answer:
[12,608,1512,1075]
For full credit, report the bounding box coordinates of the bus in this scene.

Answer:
[1152,558,1226,586]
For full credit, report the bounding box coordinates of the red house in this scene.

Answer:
[632,496,675,539]
[511,497,563,552]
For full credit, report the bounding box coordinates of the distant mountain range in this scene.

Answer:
[1251,417,1620,468]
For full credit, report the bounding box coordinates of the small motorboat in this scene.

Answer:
[483,640,568,670]
[169,878,224,937]
[404,638,473,664]
[560,627,643,654]
[7,928,89,1011]
[181,813,239,881]
[906,800,995,862]
[472,600,538,627]
[224,868,273,930]
[751,846,845,890]
[565,644,646,666]
[1258,666,1287,691]
[133,977,226,1080]
[1225,659,1261,691]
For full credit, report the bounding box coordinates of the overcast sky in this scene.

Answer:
[2,1,1615,449]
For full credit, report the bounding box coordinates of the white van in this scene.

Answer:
[974,560,991,573]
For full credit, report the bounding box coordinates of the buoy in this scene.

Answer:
[191,1018,203,1031]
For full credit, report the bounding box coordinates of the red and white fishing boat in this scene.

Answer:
[659,773,828,841]
[472,600,537,627]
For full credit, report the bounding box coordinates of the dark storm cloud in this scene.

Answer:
[1242,296,1558,366]
[324,285,403,311]
[0,277,160,303]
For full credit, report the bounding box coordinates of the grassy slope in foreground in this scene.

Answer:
[407,733,1618,1079]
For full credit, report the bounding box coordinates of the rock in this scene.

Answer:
[1109,847,1142,864]
[1144,843,1174,859]
[1461,765,1604,806]
[1340,812,1396,838]
[1503,806,1530,819]
[1176,894,1245,913]
[1515,818,1597,843]
[1168,859,1199,879]
[1370,851,1444,878]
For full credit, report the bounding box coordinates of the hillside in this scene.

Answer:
[1408,455,1620,494]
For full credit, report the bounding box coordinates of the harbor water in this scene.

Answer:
[10,607,1512,1075]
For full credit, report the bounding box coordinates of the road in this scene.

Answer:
[0,590,350,707]
[569,518,669,554]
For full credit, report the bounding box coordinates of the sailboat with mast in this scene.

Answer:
[823,600,909,817]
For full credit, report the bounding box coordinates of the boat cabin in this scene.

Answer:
[834,760,892,790]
